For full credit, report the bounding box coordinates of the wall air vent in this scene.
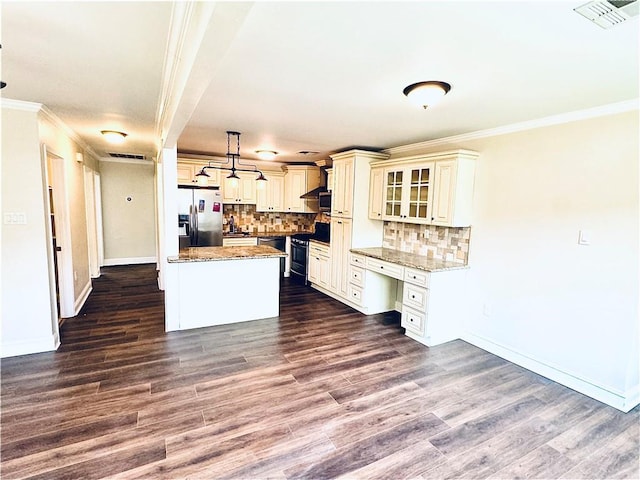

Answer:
[575,0,639,28]
[108,152,146,160]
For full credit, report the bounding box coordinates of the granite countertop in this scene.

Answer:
[309,238,330,246]
[223,231,312,238]
[168,245,287,263]
[349,247,469,272]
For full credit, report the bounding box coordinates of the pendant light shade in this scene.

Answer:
[403,81,451,109]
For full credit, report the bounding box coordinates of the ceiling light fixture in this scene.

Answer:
[403,81,451,109]
[195,131,268,188]
[101,130,128,144]
[255,150,278,161]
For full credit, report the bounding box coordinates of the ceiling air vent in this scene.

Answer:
[575,0,639,28]
[108,152,146,161]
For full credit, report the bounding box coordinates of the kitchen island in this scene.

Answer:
[166,246,287,331]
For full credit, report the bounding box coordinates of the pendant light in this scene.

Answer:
[195,131,268,187]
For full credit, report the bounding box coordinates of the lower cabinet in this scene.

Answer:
[222,237,257,247]
[308,241,330,289]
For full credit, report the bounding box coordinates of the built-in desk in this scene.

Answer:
[349,247,469,347]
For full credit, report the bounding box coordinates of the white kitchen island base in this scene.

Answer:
[166,246,286,331]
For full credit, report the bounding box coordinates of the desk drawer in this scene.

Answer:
[347,284,363,305]
[365,257,404,280]
[403,283,428,310]
[401,306,425,335]
[349,265,365,287]
[350,253,366,267]
[404,267,430,288]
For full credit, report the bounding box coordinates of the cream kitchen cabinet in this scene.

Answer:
[177,161,221,187]
[222,172,257,204]
[222,237,257,247]
[284,165,320,213]
[368,166,384,220]
[256,171,285,212]
[326,168,334,192]
[308,241,330,289]
[331,158,354,217]
[309,150,390,310]
[382,163,434,224]
[370,150,478,227]
[329,217,352,298]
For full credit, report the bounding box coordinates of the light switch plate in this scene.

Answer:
[3,213,27,225]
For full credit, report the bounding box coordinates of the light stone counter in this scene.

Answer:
[168,245,287,263]
[350,247,468,272]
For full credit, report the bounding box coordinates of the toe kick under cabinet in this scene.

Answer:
[350,250,469,347]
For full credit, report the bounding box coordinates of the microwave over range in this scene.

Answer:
[318,191,331,212]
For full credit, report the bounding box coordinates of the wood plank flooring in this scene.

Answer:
[1,264,638,479]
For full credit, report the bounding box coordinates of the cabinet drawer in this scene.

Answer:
[404,267,430,288]
[349,265,365,287]
[350,253,366,267]
[347,284,363,305]
[309,242,330,257]
[401,306,425,335]
[403,283,428,310]
[365,257,404,280]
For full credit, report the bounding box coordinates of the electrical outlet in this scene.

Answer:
[578,230,591,246]
[482,303,492,317]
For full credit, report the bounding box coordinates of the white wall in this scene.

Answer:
[100,160,157,265]
[1,105,58,356]
[393,110,639,411]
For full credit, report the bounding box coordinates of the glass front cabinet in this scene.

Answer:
[383,163,434,224]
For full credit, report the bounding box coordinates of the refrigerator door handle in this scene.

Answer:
[189,205,195,246]
[194,208,199,245]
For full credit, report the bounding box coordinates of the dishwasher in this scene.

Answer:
[258,236,286,276]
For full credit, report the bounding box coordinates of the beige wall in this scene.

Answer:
[390,110,639,409]
[1,106,58,354]
[100,160,157,263]
[38,112,97,310]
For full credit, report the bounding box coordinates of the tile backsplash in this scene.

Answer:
[383,222,470,264]
[224,205,317,234]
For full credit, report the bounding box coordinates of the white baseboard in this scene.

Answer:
[103,256,157,266]
[1,334,60,358]
[74,280,93,316]
[463,332,639,413]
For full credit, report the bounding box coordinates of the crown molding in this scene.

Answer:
[384,99,640,156]
[1,98,43,112]
[37,106,102,161]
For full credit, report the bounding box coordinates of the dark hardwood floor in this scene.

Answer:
[1,264,638,479]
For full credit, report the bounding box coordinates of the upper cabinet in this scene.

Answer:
[284,165,320,213]
[369,150,478,227]
[368,166,384,220]
[256,171,286,212]
[177,161,221,187]
[222,172,257,204]
[331,158,354,217]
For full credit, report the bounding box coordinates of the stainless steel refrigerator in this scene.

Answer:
[177,186,223,248]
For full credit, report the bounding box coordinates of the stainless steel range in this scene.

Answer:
[290,222,330,285]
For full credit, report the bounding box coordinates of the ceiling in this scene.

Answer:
[2,1,638,164]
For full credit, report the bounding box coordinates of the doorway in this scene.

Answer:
[44,148,74,322]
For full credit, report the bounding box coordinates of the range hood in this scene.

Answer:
[300,186,327,199]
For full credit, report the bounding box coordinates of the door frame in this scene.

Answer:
[43,145,75,319]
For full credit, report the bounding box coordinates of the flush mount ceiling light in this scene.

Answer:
[195,131,268,187]
[255,150,278,161]
[403,81,451,109]
[101,130,128,144]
